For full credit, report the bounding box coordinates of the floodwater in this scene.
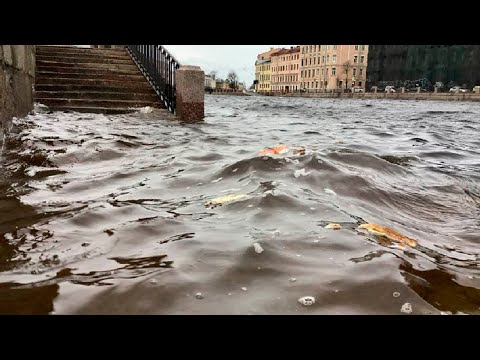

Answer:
[1,95,480,315]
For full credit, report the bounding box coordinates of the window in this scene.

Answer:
[322,56,325,63]
[326,55,329,63]
[301,59,304,66]
[355,45,358,50]
[361,45,365,51]
[353,68,356,76]
[359,81,362,87]
[354,56,358,63]
[309,58,312,65]
[332,67,336,75]
[314,57,316,65]
[359,68,363,76]
[325,68,329,76]
[333,45,337,50]
[360,55,365,63]
[333,55,336,63]
[308,70,311,77]
[316,81,318,88]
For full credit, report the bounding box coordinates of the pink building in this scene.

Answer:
[299,45,368,91]
[270,46,301,93]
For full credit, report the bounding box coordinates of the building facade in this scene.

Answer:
[367,45,480,89]
[255,48,280,93]
[204,74,216,90]
[299,45,368,91]
[270,46,301,92]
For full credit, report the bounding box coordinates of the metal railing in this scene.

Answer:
[126,45,181,114]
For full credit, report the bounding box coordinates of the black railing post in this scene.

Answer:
[126,45,181,114]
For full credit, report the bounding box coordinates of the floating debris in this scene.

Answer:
[137,106,154,114]
[401,302,412,314]
[241,287,247,291]
[358,224,418,247]
[195,292,204,299]
[467,275,474,279]
[289,278,297,282]
[324,188,337,196]
[393,292,400,298]
[205,193,249,208]
[313,239,320,243]
[294,168,311,178]
[259,144,288,156]
[325,223,342,230]
[228,293,232,296]
[150,279,157,284]
[253,242,264,254]
[298,296,315,306]
[232,168,238,173]
[81,242,90,247]
[293,148,306,156]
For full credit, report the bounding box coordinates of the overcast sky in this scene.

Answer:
[166,45,292,87]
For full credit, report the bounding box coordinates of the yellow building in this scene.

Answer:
[255,48,280,93]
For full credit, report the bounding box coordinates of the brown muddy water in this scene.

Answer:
[1,95,480,315]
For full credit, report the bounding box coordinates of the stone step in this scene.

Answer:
[35,91,160,101]
[36,46,126,55]
[36,97,164,109]
[35,45,129,56]
[35,59,139,71]
[36,54,134,65]
[36,65,142,76]
[35,83,154,93]
[42,106,139,114]
[36,71,146,82]
[35,77,156,87]
[36,47,131,59]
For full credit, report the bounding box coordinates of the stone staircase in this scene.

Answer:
[35,46,164,114]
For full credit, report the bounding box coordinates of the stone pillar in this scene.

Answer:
[434,86,438,93]
[417,87,421,93]
[176,65,204,122]
[1,45,35,125]
[374,87,378,93]
[401,87,405,93]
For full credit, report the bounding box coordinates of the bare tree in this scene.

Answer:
[227,71,239,90]
[209,71,217,80]
[342,61,352,90]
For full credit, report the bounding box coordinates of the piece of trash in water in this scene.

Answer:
[247,204,254,208]
[195,292,204,299]
[228,293,232,296]
[294,168,311,178]
[325,223,342,230]
[137,106,154,114]
[358,224,418,247]
[289,278,297,282]
[259,144,288,156]
[310,207,316,210]
[324,188,337,196]
[401,302,412,314]
[205,193,249,207]
[298,296,315,306]
[150,279,157,284]
[313,239,320,243]
[393,292,400,298]
[211,177,223,183]
[293,148,306,156]
[468,275,474,279]
[284,157,300,165]
[232,168,239,173]
[253,242,264,254]
[241,287,247,291]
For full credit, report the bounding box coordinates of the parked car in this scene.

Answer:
[472,86,480,93]
[449,86,468,93]
[352,87,363,93]
[385,86,396,93]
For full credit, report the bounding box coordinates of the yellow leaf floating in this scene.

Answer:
[325,223,342,230]
[206,194,249,207]
[358,224,418,247]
